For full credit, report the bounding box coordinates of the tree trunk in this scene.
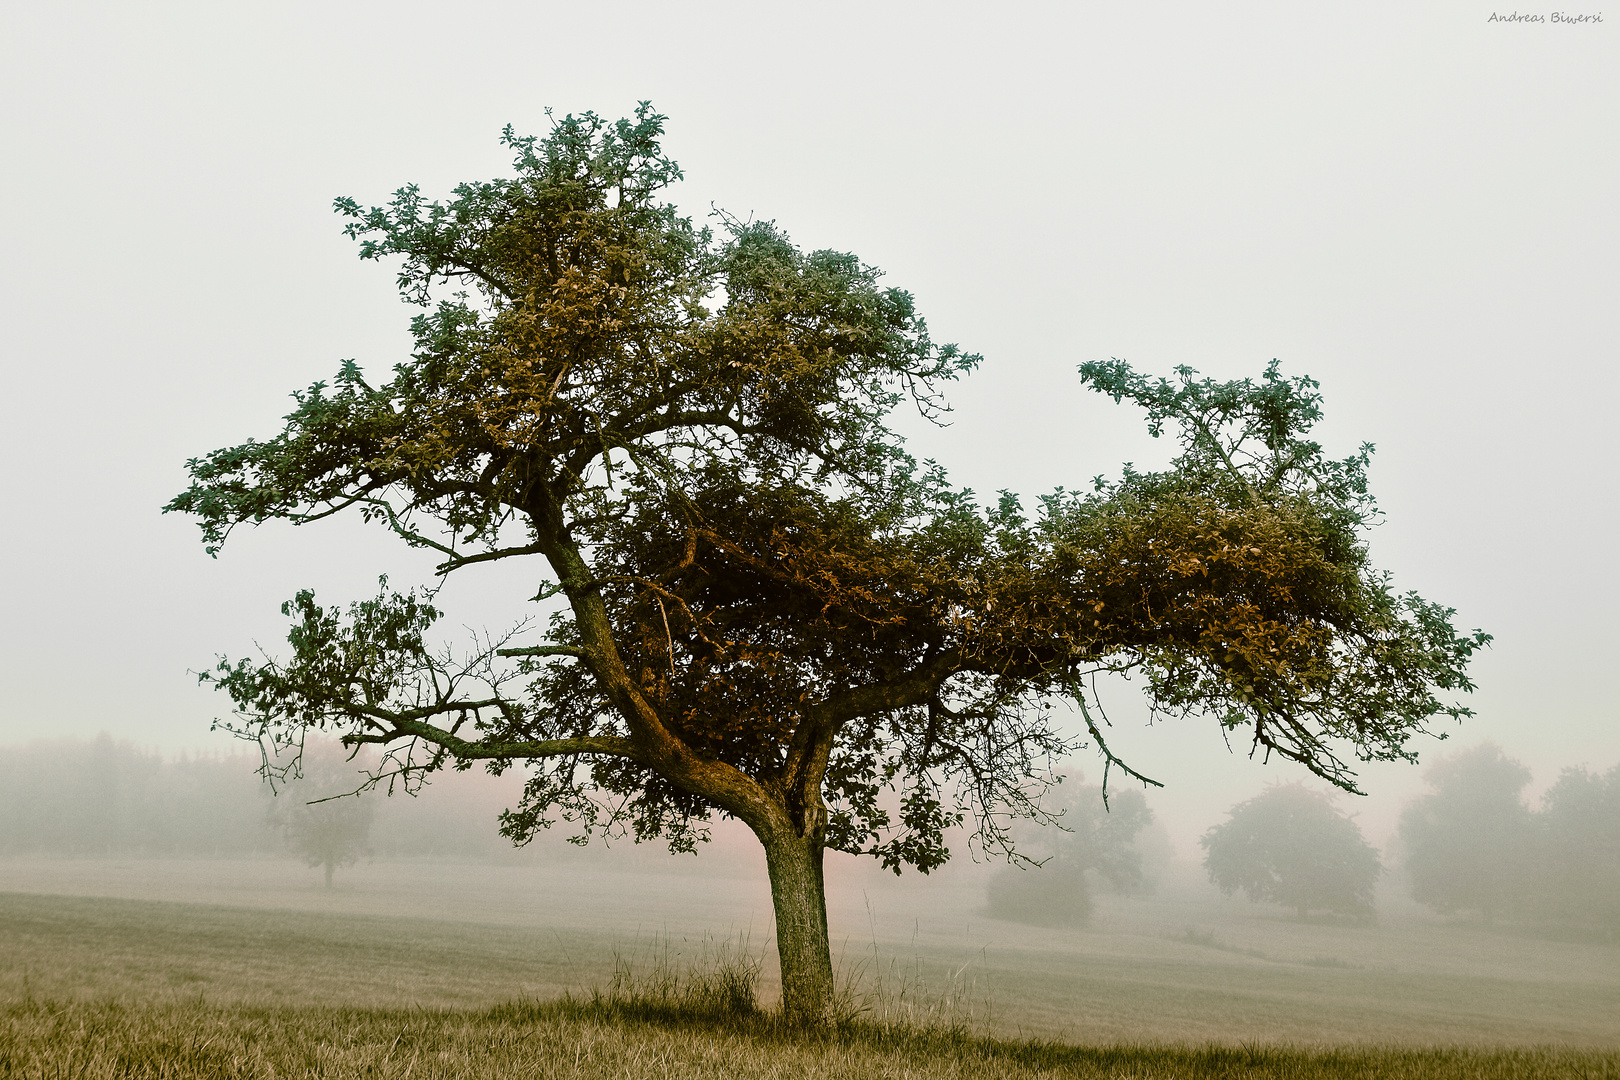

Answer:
[760,827,835,1026]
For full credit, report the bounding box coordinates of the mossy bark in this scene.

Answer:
[760,828,834,1026]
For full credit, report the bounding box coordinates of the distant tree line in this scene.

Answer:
[1399,743,1620,939]
[0,735,278,857]
[984,744,1619,938]
[1195,746,1620,935]
[0,735,524,862]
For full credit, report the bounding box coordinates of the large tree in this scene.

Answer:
[1400,747,1620,935]
[168,106,1486,1022]
[1201,783,1383,920]
[1398,743,1535,922]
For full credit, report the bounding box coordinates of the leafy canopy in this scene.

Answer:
[1202,783,1383,918]
[168,106,1487,878]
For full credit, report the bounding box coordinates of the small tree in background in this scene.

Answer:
[1202,783,1381,920]
[985,776,1155,928]
[1398,743,1533,922]
[268,742,376,888]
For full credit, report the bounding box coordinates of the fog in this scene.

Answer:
[5,735,1613,933]
[1,0,1616,1042]
[3,735,1616,1040]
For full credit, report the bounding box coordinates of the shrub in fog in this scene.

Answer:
[1201,783,1381,920]
[1398,743,1534,922]
[985,779,1154,928]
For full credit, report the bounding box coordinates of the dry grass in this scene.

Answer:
[3,996,1617,1079]
[3,867,1620,1077]
[6,856,1620,1045]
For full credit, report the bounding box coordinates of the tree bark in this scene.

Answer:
[760,826,835,1025]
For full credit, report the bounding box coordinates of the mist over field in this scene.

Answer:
[4,735,1616,1048]
[2,0,1616,1065]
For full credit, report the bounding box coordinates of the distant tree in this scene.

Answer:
[166,106,1487,1022]
[985,776,1154,927]
[268,743,376,888]
[1398,743,1534,922]
[1533,762,1620,938]
[1202,784,1381,920]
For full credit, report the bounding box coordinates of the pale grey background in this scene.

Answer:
[1,0,1614,855]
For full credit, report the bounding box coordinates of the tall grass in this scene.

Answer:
[581,930,766,1024]
[835,936,996,1034]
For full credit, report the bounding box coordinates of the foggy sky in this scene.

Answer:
[1,0,1614,857]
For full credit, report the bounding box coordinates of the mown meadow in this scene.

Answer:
[2,856,1616,1077]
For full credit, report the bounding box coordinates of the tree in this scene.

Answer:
[1398,742,1534,921]
[985,774,1154,927]
[267,741,376,888]
[1536,762,1620,938]
[1201,783,1382,920]
[166,106,1486,1022]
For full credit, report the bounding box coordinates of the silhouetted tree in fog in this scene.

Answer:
[1202,783,1381,919]
[985,776,1154,927]
[1398,743,1533,922]
[1534,761,1620,938]
[268,742,376,887]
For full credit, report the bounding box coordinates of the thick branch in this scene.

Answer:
[781,650,967,795]
[358,716,645,764]
[810,650,966,730]
[436,542,550,575]
[496,645,585,658]
[525,486,779,829]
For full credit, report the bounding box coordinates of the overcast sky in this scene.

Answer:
[2,0,1614,856]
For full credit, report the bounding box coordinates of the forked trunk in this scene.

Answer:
[760,827,835,1025]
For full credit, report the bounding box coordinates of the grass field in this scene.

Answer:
[2,856,1617,1076]
[6,997,1618,1079]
